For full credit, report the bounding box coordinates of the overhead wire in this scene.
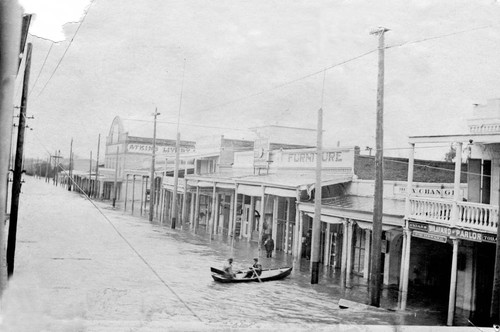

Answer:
[29,42,53,97]
[35,0,96,99]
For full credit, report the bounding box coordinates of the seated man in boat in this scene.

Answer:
[245,258,262,278]
[223,258,236,279]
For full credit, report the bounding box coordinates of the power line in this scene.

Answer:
[35,0,96,99]
[29,42,53,97]
[386,24,496,50]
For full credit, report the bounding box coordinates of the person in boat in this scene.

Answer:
[245,258,263,278]
[223,258,236,278]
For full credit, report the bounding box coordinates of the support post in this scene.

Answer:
[248,196,255,242]
[323,223,331,266]
[131,175,136,214]
[258,186,266,257]
[447,238,459,326]
[124,173,129,211]
[112,146,119,208]
[364,229,371,279]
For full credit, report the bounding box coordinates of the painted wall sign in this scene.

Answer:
[413,231,448,243]
[127,143,194,155]
[428,224,453,236]
[409,221,497,244]
[452,229,482,242]
[408,221,428,232]
[278,148,354,171]
[395,185,464,199]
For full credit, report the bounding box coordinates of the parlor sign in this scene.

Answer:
[408,221,496,244]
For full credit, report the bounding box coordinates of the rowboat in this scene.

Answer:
[211,266,292,283]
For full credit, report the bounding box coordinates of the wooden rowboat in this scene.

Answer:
[211,266,292,283]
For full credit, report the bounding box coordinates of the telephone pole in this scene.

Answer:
[7,42,32,277]
[369,26,389,307]
[310,108,323,284]
[149,108,159,222]
[172,59,186,229]
[0,0,23,295]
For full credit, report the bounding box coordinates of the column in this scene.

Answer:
[181,178,188,226]
[239,194,245,240]
[399,228,412,310]
[210,183,216,239]
[258,186,266,253]
[131,175,136,214]
[248,196,255,242]
[323,223,331,266]
[293,190,301,259]
[447,238,459,326]
[285,198,291,254]
[140,176,145,215]
[345,220,353,280]
[297,211,304,259]
[124,174,129,211]
[213,191,220,235]
[190,191,195,229]
[232,184,239,240]
[341,219,349,276]
[272,196,278,254]
[383,233,391,285]
[229,192,235,237]
[194,186,200,232]
[364,229,371,279]
[451,142,463,228]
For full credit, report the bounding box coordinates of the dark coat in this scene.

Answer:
[264,238,275,251]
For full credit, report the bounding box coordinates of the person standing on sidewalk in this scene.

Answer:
[264,236,274,258]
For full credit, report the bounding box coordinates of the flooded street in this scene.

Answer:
[0,178,460,331]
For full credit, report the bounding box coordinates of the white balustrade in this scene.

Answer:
[408,197,498,234]
[457,201,498,233]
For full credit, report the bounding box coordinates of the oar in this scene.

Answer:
[251,267,262,283]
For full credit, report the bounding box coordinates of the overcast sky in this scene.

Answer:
[16,0,500,161]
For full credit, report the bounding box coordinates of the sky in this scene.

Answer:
[15,0,500,162]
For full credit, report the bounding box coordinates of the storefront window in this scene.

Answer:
[352,226,366,275]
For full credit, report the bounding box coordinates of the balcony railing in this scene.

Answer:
[408,197,498,234]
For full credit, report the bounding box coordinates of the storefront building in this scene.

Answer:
[400,99,500,326]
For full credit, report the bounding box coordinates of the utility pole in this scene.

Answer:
[171,132,180,229]
[172,60,186,229]
[7,42,32,277]
[68,138,73,191]
[112,146,119,207]
[149,108,159,222]
[95,134,100,199]
[0,0,22,296]
[310,108,323,284]
[369,26,389,307]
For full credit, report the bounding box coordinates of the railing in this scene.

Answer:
[408,197,452,224]
[457,201,498,233]
[408,197,498,234]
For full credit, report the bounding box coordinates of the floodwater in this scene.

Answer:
[0,177,457,331]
